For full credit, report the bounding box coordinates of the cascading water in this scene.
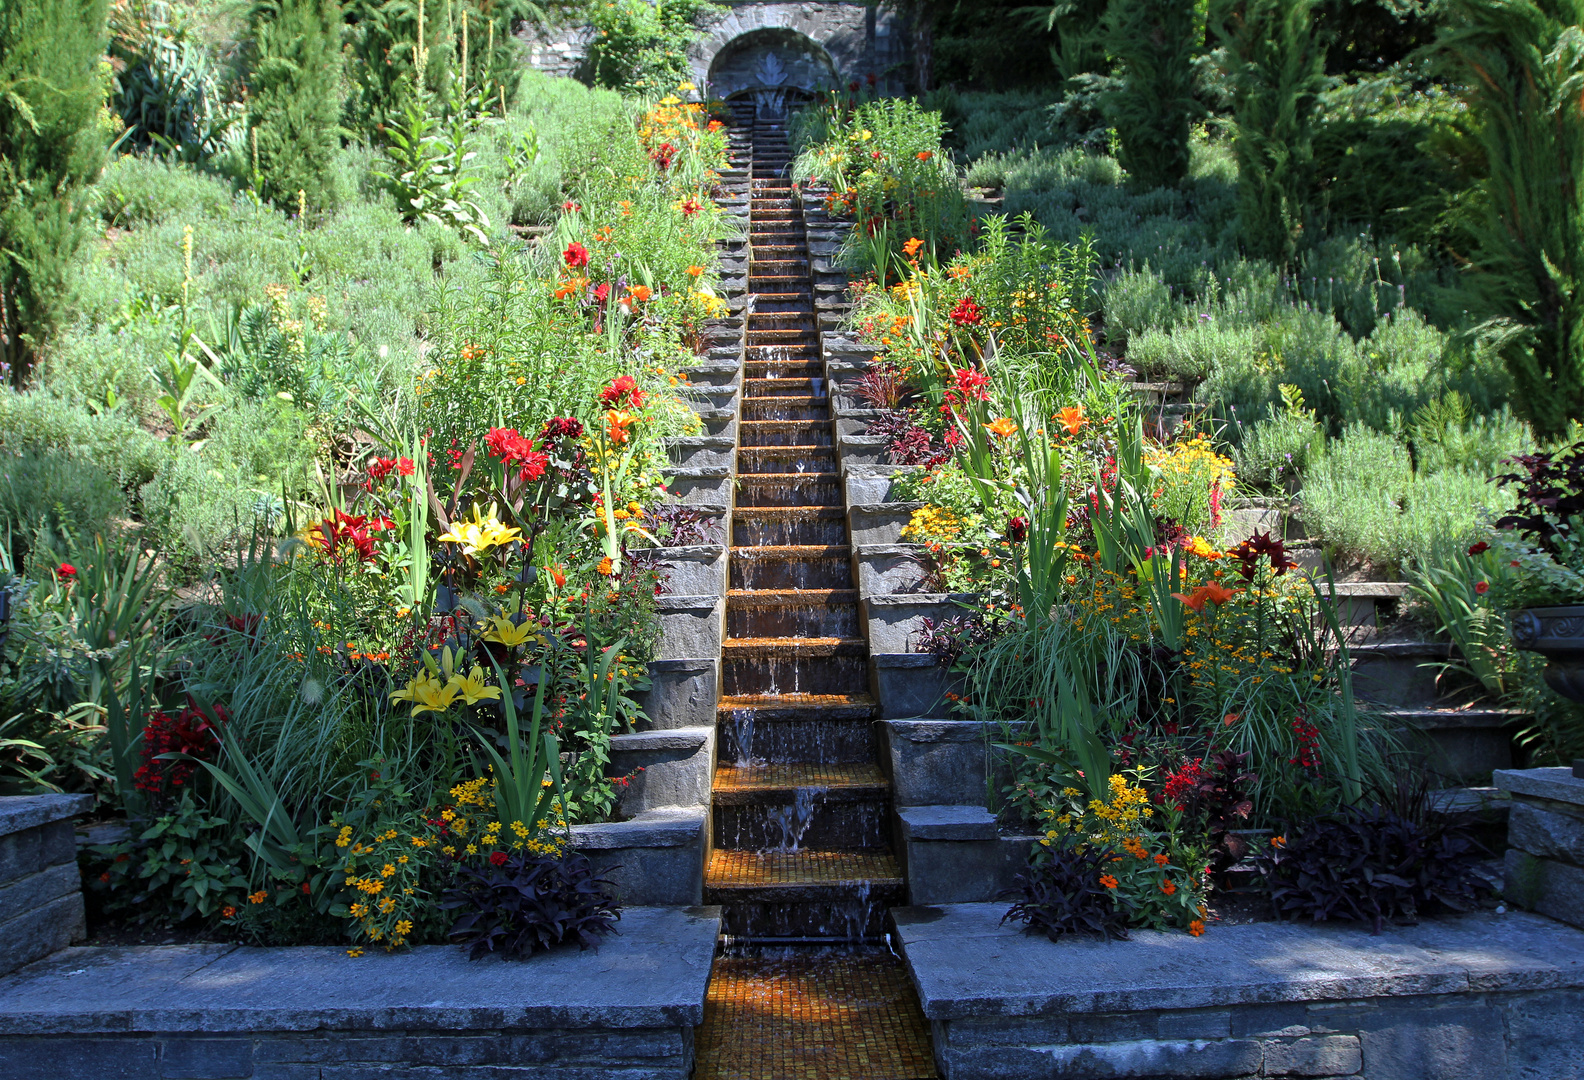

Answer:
[693,96,934,1080]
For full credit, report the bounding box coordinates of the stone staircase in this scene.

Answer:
[703,108,905,941]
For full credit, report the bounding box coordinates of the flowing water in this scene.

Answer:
[692,100,936,1080]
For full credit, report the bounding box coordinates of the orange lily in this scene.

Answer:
[985,417,1018,439]
[607,410,635,445]
[902,237,924,259]
[1171,582,1240,612]
[1056,405,1086,435]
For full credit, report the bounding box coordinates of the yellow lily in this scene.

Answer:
[480,614,540,648]
[451,665,502,706]
[389,670,460,717]
[436,504,522,556]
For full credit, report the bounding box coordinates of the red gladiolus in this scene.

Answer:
[563,242,589,269]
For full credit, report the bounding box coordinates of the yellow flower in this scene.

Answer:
[436,503,522,556]
[395,919,413,936]
[389,670,460,717]
[381,863,396,878]
[451,664,503,706]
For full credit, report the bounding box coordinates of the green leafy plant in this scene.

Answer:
[376,95,492,245]
[246,0,343,212]
[1102,0,1201,189]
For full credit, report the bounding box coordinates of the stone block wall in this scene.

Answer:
[0,794,92,977]
[1497,766,1584,930]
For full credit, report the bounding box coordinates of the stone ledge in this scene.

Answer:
[1496,766,1584,807]
[898,805,998,842]
[571,808,706,851]
[0,905,721,1035]
[0,795,93,837]
[894,905,1584,1021]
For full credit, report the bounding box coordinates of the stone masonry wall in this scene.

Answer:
[0,1028,695,1080]
[0,795,91,977]
[930,990,1582,1079]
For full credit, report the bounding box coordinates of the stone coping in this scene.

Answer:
[571,808,706,850]
[0,794,93,836]
[897,805,998,841]
[864,592,978,610]
[1495,766,1584,806]
[0,906,721,1034]
[893,904,1584,1020]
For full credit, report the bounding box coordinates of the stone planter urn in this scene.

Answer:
[1510,605,1584,701]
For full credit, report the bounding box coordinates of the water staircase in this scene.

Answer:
[691,104,935,1080]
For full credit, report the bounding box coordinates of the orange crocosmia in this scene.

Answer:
[985,417,1018,438]
[902,237,924,259]
[627,285,652,303]
[1056,405,1086,434]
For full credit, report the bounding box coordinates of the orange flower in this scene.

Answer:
[1160,879,1177,896]
[1153,853,1169,867]
[902,237,924,259]
[627,285,652,303]
[607,410,635,445]
[1271,835,1286,848]
[916,150,933,161]
[221,905,237,918]
[1188,919,1205,937]
[686,265,705,277]
[1224,712,1241,726]
[596,556,614,576]
[985,417,1018,439]
[1099,874,1118,889]
[1170,583,1240,612]
[1056,405,1086,435]
[549,564,567,588]
[554,275,589,299]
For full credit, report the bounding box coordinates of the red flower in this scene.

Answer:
[516,450,550,483]
[1231,531,1296,581]
[1475,580,1490,595]
[949,297,983,328]
[540,417,584,443]
[945,366,992,407]
[680,197,701,217]
[489,851,509,866]
[368,457,398,482]
[397,457,415,476]
[55,563,76,579]
[1006,516,1028,543]
[563,242,589,269]
[593,282,611,303]
[314,510,389,561]
[1468,541,1490,555]
[600,375,645,410]
[650,142,677,170]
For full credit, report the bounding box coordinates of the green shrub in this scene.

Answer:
[1102,264,1185,346]
[1233,388,1324,492]
[1301,423,1412,566]
[0,391,163,488]
[0,0,111,381]
[1407,394,1533,476]
[582,0,717,94]
[1127,319,1258,383]
[97,154,240,228]
[0,448,126,560]
[1102,0,1200,189]
[246,0,344,212]
[114,28,242,165]
[1437,0,1584,441]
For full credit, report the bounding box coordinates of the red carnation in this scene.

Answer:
[489,851,509,867]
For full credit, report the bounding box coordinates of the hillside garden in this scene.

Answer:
[2,0,1583,948]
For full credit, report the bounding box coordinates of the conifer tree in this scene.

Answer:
[1225,0,1326,266]
[1103,0,1201,190]
[247,0,344,213]
[1439,0,1584,440]
[0,0,110,384]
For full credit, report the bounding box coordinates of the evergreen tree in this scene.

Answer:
[1103,0,1201,189]
[1224,0,1326,266]
[0,0,109,384]
[1439,0,1584,440]
[248,0,344,213]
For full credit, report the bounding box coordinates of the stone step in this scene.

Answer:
[730,544,853,589]
[732,506,848,546]
[745,376,825,397]
[733,471,843,508]
[721,637,870,698]
[726,588,861,639]
[703,850,904,938]
[717,695,878,763]
[736,445,836,474]
[741,396,828,422]
[712,763,890,850]
[737,419,833,447]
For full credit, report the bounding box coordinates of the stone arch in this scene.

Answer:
[688,3,900,98]
[705,27,838,104]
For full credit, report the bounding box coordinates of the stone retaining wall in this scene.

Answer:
[894,904,1584,1080]
[0,906,721,1080]
[0,794,91,977]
